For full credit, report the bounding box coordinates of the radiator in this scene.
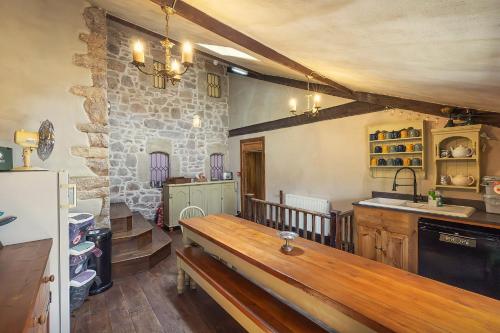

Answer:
[285,194,331,236]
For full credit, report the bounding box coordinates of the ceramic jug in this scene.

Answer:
[450,174,475,186]
[405,143,414,152]
[382,145,389,154]
[413,143,423,152]
[400,129,409,138]
[408,128,420,137]
[370,157,378,166]
[378,131,387,140]
[450,145,473,158]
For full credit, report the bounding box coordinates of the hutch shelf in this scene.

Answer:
[431,125,482,192]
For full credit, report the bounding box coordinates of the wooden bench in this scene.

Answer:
[176,247,330,333]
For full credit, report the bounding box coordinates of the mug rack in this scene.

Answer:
[431,125,482,192]
[368,120,427,179]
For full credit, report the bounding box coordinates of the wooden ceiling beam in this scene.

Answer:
[150,0,354,96]
[229,102,386,137]
[245,72,500,127]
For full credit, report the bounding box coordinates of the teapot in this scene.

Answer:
[450,145,473,158]
[450,174,475,186]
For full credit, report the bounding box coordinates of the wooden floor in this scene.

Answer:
[72,229,245,333]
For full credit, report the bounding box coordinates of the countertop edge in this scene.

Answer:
[352,201,500,229]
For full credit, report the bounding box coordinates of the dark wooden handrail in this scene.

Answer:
[243,193,354,252]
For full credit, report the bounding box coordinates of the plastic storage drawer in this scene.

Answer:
[70,269,96,312]
[69,241,95,279]
[69,213,95,246]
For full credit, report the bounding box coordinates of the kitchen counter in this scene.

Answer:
[353,192,500,229]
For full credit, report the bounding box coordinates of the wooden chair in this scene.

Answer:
[179,206,206,235]
[179,206,206,220]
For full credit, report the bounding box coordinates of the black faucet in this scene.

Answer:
[392,167,422,203]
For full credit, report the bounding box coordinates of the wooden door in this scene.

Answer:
[168,186,190,227]
[356,225,382,262]
[222,182,237,215]
[205,184,222,215]
[240,137,265,215]
[381,231,409,271]
[189,185,206,211]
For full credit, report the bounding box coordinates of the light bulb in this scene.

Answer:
[134,41,144,52]
[171,59,180,73]
[313,94,321,107]
[192,115,202,128]
[289,98,297,111]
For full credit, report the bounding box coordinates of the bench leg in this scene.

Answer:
[177,258,185,295]
[189,278,197,290]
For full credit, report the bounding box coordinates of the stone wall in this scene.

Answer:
[70,7,110,226]
[107,19,229,219]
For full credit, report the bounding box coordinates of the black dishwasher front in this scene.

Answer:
[418,218,500,300]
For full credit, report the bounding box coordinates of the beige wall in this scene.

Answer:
[229,74,353,129]
[228,76,500,212]
[0,0,105,215]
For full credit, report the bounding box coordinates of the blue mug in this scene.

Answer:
[411,158,422,166]
[377,158,387,166]
[374,146,383,153]
[394,158,403,166]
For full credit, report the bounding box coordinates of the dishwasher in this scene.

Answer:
[418,218,500,300]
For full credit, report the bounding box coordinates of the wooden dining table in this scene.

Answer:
[180,214,500,333]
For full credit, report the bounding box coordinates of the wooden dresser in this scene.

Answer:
[0,239,53,333]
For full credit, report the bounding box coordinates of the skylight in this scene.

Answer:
[196,43,259,61]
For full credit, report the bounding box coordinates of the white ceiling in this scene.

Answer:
[92,0,500,112]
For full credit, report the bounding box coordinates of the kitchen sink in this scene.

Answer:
[359,197,476,218]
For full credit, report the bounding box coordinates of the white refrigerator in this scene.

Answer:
[0,171,71,333]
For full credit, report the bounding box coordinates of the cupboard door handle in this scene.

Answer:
[43,274,55,283]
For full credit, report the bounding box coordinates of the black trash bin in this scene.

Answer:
[86,228,113,295]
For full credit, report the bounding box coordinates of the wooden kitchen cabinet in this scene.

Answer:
[164,181,238,228]
[0,239,53,333]
[354,206,417,273]
[356,224,381,262]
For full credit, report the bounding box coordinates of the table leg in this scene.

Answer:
[176,258,185,295]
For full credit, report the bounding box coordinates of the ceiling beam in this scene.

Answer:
[229,101,386,137]
[245,72,500,127]
[150,0,353,96]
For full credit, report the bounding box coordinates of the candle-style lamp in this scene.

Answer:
[132,40,145,66]
[181,42,193,65]
[313,94,321,109]
[289,98,297,116]
[129,3,194,86]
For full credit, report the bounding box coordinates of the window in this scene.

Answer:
[207,73,221,98]
[210,153,224,180]
[150,152,169,188]
[153,61,166,89]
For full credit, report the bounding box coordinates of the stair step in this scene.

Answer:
[112,220,172,279]
[110,202,132,233]
[112,213,153,256]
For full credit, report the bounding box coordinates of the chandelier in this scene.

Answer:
[131,1,193,85]
[289,75,321,117]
